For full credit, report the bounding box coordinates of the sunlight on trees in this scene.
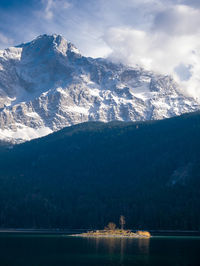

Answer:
[105,222,117,230]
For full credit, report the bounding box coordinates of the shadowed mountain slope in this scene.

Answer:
[0,112,200,229]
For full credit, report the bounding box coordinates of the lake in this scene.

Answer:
[0,232,199,265]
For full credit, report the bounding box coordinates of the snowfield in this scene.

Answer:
[0,34,199,143]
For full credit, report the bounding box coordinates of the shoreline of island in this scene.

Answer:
[70,229,151,239]
[71,217,151,239]
[0,229,199,237]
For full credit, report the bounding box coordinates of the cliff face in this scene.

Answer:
[0,34,199,142]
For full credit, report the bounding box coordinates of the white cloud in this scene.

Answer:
[102,3,200,99]
[0,32,13,48]
[153,4,200,35]
[104,27,198,73]
[41,0,71,20]
[1,0,200,99]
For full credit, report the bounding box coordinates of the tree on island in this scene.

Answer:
[105,222,116,231]
[119,215,125,230]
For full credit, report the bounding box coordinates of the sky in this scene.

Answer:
[0,0,200,98]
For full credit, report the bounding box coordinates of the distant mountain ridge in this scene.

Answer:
[0,34,199,142]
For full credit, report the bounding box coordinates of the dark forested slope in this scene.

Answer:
[0,112,200,230]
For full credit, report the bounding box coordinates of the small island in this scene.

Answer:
[71,216,151,239]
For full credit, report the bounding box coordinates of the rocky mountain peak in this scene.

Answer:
[0,34,199,143]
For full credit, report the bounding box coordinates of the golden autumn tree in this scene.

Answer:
[105,222,116,231]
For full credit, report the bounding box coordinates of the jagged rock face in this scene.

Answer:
[0,34,199,142]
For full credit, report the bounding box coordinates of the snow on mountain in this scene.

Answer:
[0,34,199,143]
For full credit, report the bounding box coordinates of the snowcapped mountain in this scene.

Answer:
[0,34,199,143]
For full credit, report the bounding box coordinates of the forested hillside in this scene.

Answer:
[0,112,200,230]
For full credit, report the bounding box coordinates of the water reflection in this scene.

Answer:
[138,238,150,254]
[88,237,150,264]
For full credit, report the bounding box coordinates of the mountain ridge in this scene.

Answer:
[0,34,199,143]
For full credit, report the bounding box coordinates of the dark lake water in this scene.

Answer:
[0,233,199,266]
